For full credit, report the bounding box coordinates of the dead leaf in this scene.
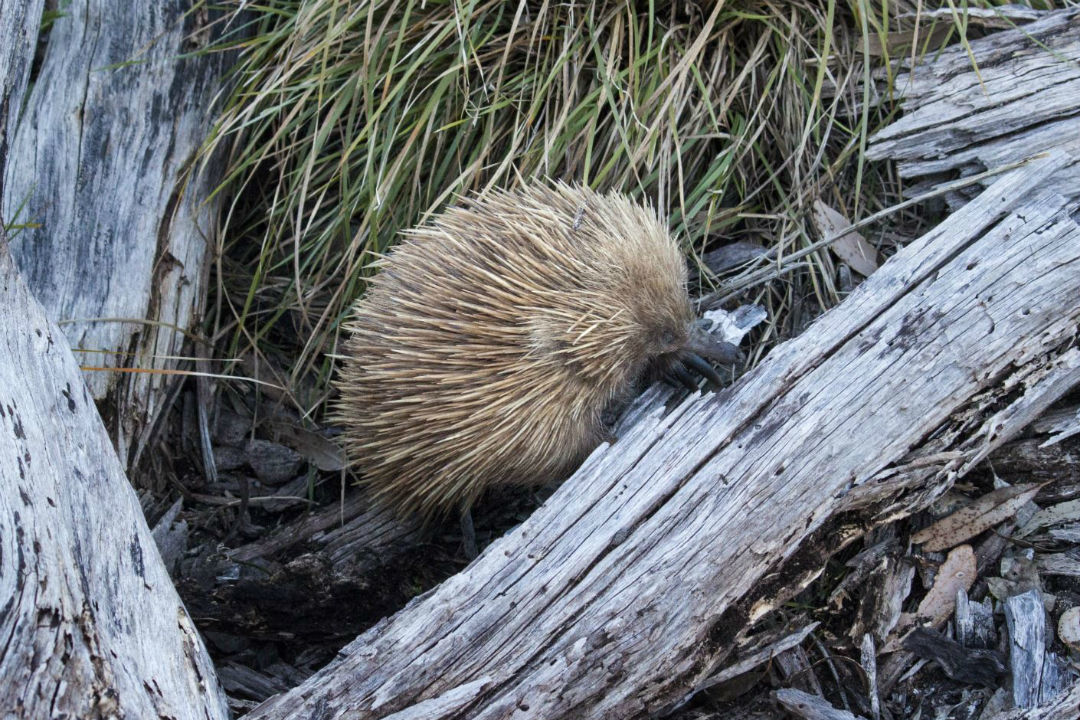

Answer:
[812,201,880,277]
[270,421,346,472]
[912,483,1042,552]
[916,544,977,625]
[885,545,977,652]
[700,241,768,275]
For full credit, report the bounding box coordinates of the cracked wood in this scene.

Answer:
[0,0,230,465]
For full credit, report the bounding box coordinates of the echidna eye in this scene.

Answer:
[659,329,677,346]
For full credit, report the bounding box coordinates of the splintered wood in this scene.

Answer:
[867,8,1080,206]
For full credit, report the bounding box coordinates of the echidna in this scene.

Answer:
[335,183,737,520]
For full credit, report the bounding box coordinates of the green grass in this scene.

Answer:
[198,0,1067,419]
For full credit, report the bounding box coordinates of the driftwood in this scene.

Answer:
[0,1,230,466]
[236,146,1080,718]
[0,235,229,719]
[867,7,1080,208]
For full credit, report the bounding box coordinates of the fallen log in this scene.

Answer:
[0,234,229,719]
[0,1,231,466]
[867,7,1080,207]
[244,149,1080,718]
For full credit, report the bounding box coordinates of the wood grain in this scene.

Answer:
[0,0,43,195]
[0,0,229,464]
[868,8,1080,205]
[0,233,229,719]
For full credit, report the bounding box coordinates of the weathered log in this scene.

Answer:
[0,0,44,191]
[0,0,230,466]
[0,234,229,719]
[867,7,1080,207]
[243,147,1080,718]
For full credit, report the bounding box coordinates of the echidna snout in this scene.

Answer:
[334,183,737,520]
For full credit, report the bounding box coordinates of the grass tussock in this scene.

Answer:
[200,0,1066,418]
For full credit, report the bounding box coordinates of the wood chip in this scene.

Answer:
[1036,554,1080,578]
[775,688,868,720]
[901,626,1005,687]
[1005,590,1047,709]
[150,498,188,576]
[1039,405,1080,447]
[1019,499,1080,538]
[699,240,768,275]
[774,646,824,696]
[860,634,880,720]
[269,422,346,472]
[955,588,996,650]
[700,622,820,690]
[1048,524,1080,543]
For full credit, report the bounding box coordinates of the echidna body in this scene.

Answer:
[336,184,730,519]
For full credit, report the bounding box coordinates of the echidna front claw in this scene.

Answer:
[668,362,700,392]
[682,352,724,391]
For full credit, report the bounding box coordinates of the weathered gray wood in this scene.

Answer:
[0,0,230,465]
[226,490,423,565]
[1034,406,1080,448]
[242,149,1080,718]
[1002,589,1078,710]
[151,497,188,574]
[0,236,229,719]
[1035,554,1080,578]
[901,627,1005,687]
[859,634,880,720]
[986,681,1080,720]
[774,646,824,697]
[983,434,1080,486]
[1005,590,1048,709]
[867,7,1080,206]
[847,547,913,645]
[956,589,996,650]
[776,689,867,720]
[0,0,44,184]
[700,622,819,690]
[1039,655,1077,708]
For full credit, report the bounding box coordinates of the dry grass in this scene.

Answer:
[198,0,1066,419]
